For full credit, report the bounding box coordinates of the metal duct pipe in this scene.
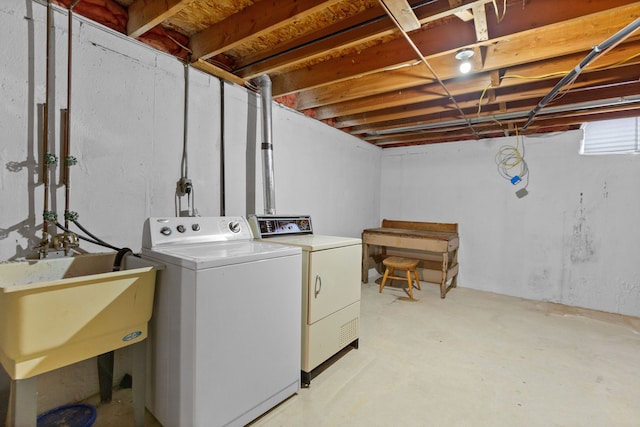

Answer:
[521,16,640,131]
[254,74,276,215]
[369,94,640,137]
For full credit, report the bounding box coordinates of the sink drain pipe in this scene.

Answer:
[253,74,276,215]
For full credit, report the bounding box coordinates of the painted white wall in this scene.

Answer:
[0,0,380,261]
[2,0,637,417]
[381,131,640,317]
[0,1,222,259]
[0,0,380,414]
[222,83,381,237]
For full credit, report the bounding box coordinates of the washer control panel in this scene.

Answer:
[142,216,252,248]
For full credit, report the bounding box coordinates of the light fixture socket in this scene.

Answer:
[455,48,475,61]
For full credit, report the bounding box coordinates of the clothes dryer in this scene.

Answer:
[249,215,361,385]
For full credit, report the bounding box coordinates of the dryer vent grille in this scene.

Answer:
[339,317,358,347]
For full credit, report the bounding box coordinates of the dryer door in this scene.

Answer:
[307,244,361,324]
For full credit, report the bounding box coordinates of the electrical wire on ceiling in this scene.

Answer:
[475,51,640,118]
[378,0,480,140]
[492,0,507,23]
[166,34,192,55]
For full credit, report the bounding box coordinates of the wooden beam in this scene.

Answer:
[271,19,476,95]
[284,3,640,100]
[311,48,640,120]
[379,0,421,32]
[236,6,395,79]
[190,0,342,61]
[127,0,190,39]
[348,80,640,134]
[192,59,246,86]
[472,3,488,41]
[369,102,640,146]
[435,0,497,24]
[235,0,488,79]
[297,35,640,112]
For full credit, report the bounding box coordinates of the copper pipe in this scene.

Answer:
[62,1,81,228]
[63,2,79,228]
[62,108,70,228]
[42,0,52,240]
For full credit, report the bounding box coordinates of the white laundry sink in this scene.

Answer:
[0,253,156,380]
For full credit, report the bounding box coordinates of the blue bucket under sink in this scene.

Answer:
[37,403,97,427]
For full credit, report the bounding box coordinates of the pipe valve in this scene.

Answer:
[65,156,78,166]
[65,211,79,221]
[176,177,192,196]
[43,210,58,222]
[44,153,58,164]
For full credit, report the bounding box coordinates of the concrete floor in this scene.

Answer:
[90,279,640,426]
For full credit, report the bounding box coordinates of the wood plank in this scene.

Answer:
[362,233,452,253]
[235,6,395,79]
[235,0,490,78]
[366,228,456,241]
[380,0,421,32]
[333,63,640,127]
[382,219,458,233]
[297,26,640,110]
[127,0,191,39]
[314,42,640,120]
[444,0,493,23]
[356,80,640,138]
[190,0,342,61]
[272,1,640,96]
[471,2,488,41]
[271,17,476,95]
[191,59,246,86]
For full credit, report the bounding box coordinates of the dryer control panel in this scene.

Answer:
[248,214,313,238]
[142,216,252,248]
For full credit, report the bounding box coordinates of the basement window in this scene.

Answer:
[581,117,640,154]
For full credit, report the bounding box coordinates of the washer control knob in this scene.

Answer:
[160,226,172,236]
[229,221,241,233]
[192,223,201,231]
[177,225,186,233]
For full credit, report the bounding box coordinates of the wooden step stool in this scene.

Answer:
[380,256,421,299]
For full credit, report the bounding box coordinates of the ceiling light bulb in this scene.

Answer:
[455,48,475,74]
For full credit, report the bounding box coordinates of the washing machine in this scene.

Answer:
[249,215,361,385]
[141,216,302,427]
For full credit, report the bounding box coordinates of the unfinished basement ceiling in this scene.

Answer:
[55,0,640,147]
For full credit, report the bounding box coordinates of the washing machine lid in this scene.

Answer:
[141,240,301,270]
[260,234,361,251]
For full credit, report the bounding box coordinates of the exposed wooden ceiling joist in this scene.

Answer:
[72,0,640,147]
[127,0,190,38]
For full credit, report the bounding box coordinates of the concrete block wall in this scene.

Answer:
[0,0,380,414]
[381,132,640,317]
